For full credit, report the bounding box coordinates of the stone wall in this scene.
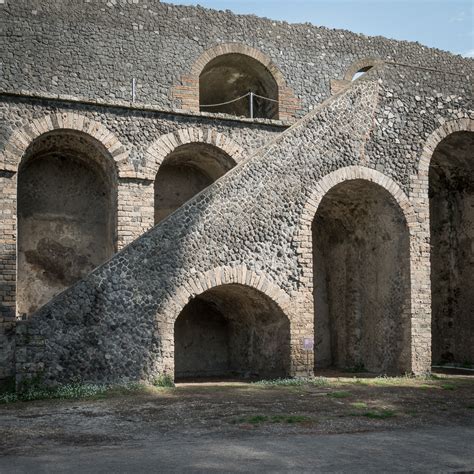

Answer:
[5,76,461,386]
[0,0,472,384]
[0,0,470,120]
[0,316,15,386]
[0,97,283,317]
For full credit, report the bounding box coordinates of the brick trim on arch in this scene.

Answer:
[294,166,428,374]
[0,112,133,177]
[343,57,383,82]
[296,166,415,253]
[172,43,301,122]
[139,127,246,181]
[407,117,474,373]
[295,166,415,292]
[155,265,299,377]
[331,58,383,95]
[413,118,474,197]
[160,265,291,324]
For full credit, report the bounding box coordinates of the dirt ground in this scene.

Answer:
[1,372,473,458]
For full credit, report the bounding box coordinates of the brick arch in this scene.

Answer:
[142,127,246,181]
[295,166,415,372]
[413,118,474,196]
[331,58,383,95]
[295,166,415,293]
[172,43,301,121]
[297,166,414,242]
[160,265,291,324]
[157,266,293,379]
[0,113,133,177]
[343,57,383,82]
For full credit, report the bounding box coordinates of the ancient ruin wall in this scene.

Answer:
[0,0,472,384]
[12,81,416,385]
[0,0,470,119]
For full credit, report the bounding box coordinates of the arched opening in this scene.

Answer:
[312,180,411,374]
[174,284,291,381]
[154,143,236,224]
[351,65,373,81]
[430,131,474,367]
[199,53,279,119]
[17,130,117,316]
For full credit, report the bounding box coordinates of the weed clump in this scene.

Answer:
[348,409,396,419]
[0,382,146,404]
[152,374,175,388]
[253,377,328,387]
[232,414,312,425]
[327,391,351,399]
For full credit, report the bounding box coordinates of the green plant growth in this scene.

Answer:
[0,381,148,404]
[361,410,396,419]
[232,414,312,425]
[253,377,328,387]
[327,391,351,399]
[152,374,175,388]
[350,402,368,409]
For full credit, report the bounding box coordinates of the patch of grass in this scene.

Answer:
[232,414,312,425]
[362,410,396,420]
[441,383,456,391]
[351,402,368,409]
[348,374,441,388]
[248,415,268,424]
[253,377,328,387]
[327,391,351,399]
[0,381,149,404]
[152,374,175,388]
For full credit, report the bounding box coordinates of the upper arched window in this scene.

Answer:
[199,53,279,120]
[351,65,374,81]
[343,59,380,83]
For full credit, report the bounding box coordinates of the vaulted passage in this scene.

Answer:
[17,130,117,316]
[199,53,279,119]
[430,131,474,366]
[313,180,411,374]
[154,143,236,224]
[174,284,291,380]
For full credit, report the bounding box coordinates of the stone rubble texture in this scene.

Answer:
[0,0,472,385]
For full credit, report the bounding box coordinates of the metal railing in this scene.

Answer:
[200,91,278,119]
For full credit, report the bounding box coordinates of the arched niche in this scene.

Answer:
[154,142,236,224]
[174,284,291,381]
[429,131,474,366]
[312,179,411,373]
[17,129,117,316]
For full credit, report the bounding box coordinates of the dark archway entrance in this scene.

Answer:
[17,130,117,316]
[154,143,235,224]
[430,131,474,366]
[313,180,411,374]
[199,53,279,119]
[174,284,291,380]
